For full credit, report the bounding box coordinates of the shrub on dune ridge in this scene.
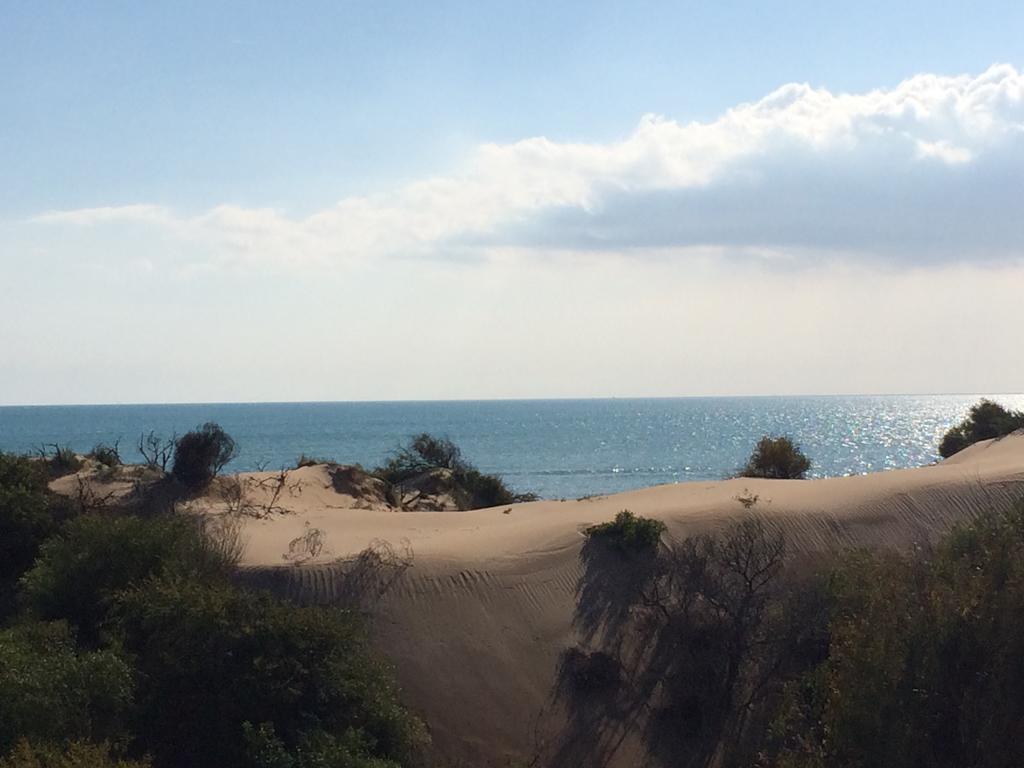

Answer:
[171,423,238,492]
[739,436,811,480]
[375,433,536,509]
[938,398,1024,458]
[586,510,666,554]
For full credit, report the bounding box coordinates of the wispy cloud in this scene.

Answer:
[29,64,1024,269]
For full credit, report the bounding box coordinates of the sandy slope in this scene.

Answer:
[226,434,1024,767]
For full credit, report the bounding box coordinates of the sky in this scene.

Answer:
[1,1,1023,404]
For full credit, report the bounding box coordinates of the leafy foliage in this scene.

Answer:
[375,433,536,509]
[586,510,666,554]
[0,741,148,768]
[0,622,133,755]
[112,576,425,768]
[0,454,69,618]
[40,445,81,476]
[171,423,237,492]
[739,436,811,479]
[772,502,1024,768]
[938,398,1024,458]
[87,443,121,469]
[21,514,235,644]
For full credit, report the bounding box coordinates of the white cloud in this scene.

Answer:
[26,64,1024,268]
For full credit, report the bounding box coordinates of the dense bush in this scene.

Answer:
[376,433,536,509]
[938,399,1024,458]
[375,434,465,485]
[772,502,1024,768]
[586,510,666,554]
[739,436,811,479]
[0,741,149,768]
[171,423,237,492]
[0,453,69,617]
[40,445,81,476]
[112,576,425,768]
[21,514,236,644]
[0,622,133,755]
[88,443,121,469]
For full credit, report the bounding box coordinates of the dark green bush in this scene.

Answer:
[40,445,81,476]
[88,443,121,469]
[0,622,133,755]
[938,399,1024,458]
[0,741,148,768]
[22,515,235,644]
[294,454,334,468]
[375,433,535,509]
[111,576,425,768]
[171,423,237,492]
[586,510,666,553]
[375,434,465,485]
[0,453,69,617]
[739,436,811,479]
[772,502,1024,768]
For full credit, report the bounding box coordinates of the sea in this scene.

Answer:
[1,395,1021,500]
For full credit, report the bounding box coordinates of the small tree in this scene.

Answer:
[171,423,237,492]
[374,433,534,510]
[740,436,811,480]
[938,399,1024,458]
[137,431,175,472]
[586,510,666,554]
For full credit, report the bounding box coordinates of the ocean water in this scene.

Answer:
[0,395,1021,500]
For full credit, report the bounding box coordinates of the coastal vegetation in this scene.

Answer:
[170,422,238,493]
[739,435,811,479]
[373,432,537,509]
[0,427,426,768]
[938,398,1024,458]
[585,510,666,553]
[565,502,1024,767]
[5,419,1024,767]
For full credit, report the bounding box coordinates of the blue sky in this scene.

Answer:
[5,0,1023,215]
[2,1,1023,404]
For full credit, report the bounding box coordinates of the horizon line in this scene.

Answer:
[2,391,1023,409]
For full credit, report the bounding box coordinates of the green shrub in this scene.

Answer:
[111,576,425,768]
[772,502,1024,767]
[22,514,235,644]
[586,510,666,553]
[375,434,465,485]
[171,423,237,492]
[294,454,334,468]
[87,443,121,469]
[375,433,534,509]
[938,399,1024,458]
[739,436,811,479]
[0,622,133,755]
[0,741,148,768]
[0,453,69,617]
[40,445,81,476]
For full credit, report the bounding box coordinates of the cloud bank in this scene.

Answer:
[31,65,1024,268]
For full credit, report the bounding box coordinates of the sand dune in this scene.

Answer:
[211,433,1024,766]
